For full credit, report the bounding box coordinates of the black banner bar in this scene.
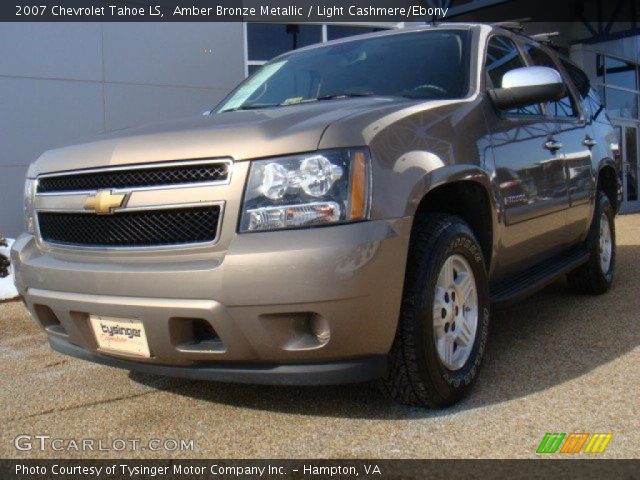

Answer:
[1,459,639,480]
[2,0,639,22]
[6,1,449,22]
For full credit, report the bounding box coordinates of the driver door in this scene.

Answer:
[484,35,571,275]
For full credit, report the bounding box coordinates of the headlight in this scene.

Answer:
[240,148,371,232]
[24,178,36,234]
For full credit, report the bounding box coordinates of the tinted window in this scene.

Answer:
[485,36,525,87]
[561,59,604,121]
[247,24,322,61]
[485,36,542,116]
[561,59,589,98]
[586,88,606,122]
[219,30,470,112]
[525,44,577,118]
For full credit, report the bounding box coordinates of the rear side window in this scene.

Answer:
[485,36,542,116]
[561,59,589,97]
[524,44,578,119]
[561,59,604,122]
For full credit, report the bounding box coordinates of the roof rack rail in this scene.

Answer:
[491,19,531,33]
[530,32,560,44]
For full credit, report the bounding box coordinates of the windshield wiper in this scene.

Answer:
[280,92,374,106]
[314,92,374,101]
[228,93,407,111]
[226,92,377,111]
[221,104,279,112]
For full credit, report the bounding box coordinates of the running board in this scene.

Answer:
[490,247,590,305]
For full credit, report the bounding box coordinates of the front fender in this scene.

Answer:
[406,165,501,273]
[404,164,497,217]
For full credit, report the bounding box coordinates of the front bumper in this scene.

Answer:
[49,336,386,385]
[12,218,411,384]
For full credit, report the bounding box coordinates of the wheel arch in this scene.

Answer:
[596,158,621,213]
[407,166,499,272]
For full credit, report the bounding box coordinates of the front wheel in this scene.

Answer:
[383,214,490,408]
[567,192,616,295]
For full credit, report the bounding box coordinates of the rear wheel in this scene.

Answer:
[567,192,616,294]
[383,214,490,408]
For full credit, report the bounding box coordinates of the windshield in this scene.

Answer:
[217,29,470,112]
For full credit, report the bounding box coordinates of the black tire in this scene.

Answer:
[382,214,490,408]
[567,192,616,295]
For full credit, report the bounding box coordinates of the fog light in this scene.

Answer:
[310,315,330,342]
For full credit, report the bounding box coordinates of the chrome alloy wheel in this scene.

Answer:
[598,212,613,273]
[433,254,478,371]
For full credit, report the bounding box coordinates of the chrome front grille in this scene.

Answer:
[34,159,230,250]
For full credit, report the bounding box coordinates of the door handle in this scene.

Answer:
[544,140,563,152]
[583,137,598,148]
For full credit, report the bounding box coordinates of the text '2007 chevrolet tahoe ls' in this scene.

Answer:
[12,24,621,408]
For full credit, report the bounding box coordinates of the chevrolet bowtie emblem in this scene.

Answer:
[84,190,126,214]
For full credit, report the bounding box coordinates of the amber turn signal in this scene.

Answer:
[349,150,369,221]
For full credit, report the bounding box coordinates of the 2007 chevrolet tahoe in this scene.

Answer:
[12,24,621,407]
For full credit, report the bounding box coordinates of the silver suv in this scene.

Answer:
[12,24,620,407]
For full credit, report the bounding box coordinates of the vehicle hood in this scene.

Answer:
[29,97,412,177]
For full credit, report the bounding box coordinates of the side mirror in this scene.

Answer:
[489,66,566,110]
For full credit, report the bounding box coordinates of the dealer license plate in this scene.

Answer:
[89,315,151,358]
